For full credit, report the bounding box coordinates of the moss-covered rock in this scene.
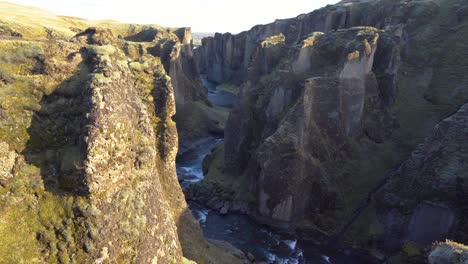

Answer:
[429,240,468,264]
[0,5,239,263]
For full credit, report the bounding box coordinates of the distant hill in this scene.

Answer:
[0,1,170,39]
[192,32,214,46]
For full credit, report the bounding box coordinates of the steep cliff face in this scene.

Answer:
[197,0,468,248]
[1,0,218,148]
[169,41,225,146]
[0,5,243,263]
[195,0,436,85]
[223,27,400,230]
[375,103,468,251]
[132,25,219,148]
[0,28,182,263]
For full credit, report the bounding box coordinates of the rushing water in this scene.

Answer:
[178,137,312,263]
[191,203,307,263]
[176,76,373,264]
[176,137,223,187]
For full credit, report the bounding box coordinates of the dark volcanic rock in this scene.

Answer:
[222,27,400,230]
[375,103,468,249]
[406,202,456,246]
[195,0,437,85]
[195,1,468,252]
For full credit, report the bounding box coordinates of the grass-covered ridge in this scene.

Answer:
[0,1,187,40]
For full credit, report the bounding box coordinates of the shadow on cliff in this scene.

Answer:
[23,57,90,196]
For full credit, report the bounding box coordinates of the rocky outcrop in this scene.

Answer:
[140,26,225,147]
[429,240,468,264]
[170,42,206,109]
[73,23,214,147]
[195,0,437,85]
[78,37,182,263]
[0,16,240,262]
[166,33,219,145]
[222,27,400,231]
[375,103,468,251]
[0,27,190,263]
[197,0,468,253]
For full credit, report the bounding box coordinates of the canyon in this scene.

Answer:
[194,0,468,262]
[1,0,468,263]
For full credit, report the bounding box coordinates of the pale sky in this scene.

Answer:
[8,0,339,33]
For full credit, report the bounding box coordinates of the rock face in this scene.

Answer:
[429,240,468,264]
[195,0,436,85]
[168,33,206,108]
[222,27,400,230]
[139,26,215,147]
[168,34,219,146]
[196,0,468,250]
[0,8,242,262]
[0,26,188,263]
[376,103,468,250]
[79,34,183,263]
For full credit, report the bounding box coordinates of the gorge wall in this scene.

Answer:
[196,0,468,258]
[0,3,245,263]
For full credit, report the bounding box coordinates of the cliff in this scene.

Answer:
[0,3,244,263]
[374,103,468,257]
[166,35,225,147]
[195,0,436,85]
[196,0,468,256]
[221,26,400,230]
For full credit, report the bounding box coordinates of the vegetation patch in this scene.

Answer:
[217,83,239,95]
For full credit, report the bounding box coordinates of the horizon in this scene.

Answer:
[4,0,340,33]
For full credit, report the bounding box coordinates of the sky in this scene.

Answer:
[7,0,339,33]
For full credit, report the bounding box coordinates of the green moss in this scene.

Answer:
[89,73,111,84]
[0,41,43,65]
[176,101,229,141]
[0,39,89,261]
[255,73,280,111]
[395,0,468,149]
[0,68,15,83]
[0,192,43,263]
[0,156,90,263]
[182,257,197,264]
[217,83,239,95]
[200,144,251,202]
[128,61,143,72]
[86,45,116,56]
[403,242,422,258]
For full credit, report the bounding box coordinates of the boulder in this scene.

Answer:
[429,240,468,264]
[219,202,231,215]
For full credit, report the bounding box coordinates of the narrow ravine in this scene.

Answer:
[176,77,373,264]
[176,77,311,263]
[176,76,382,264]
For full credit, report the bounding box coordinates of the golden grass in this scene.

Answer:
[0,1,176,40]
